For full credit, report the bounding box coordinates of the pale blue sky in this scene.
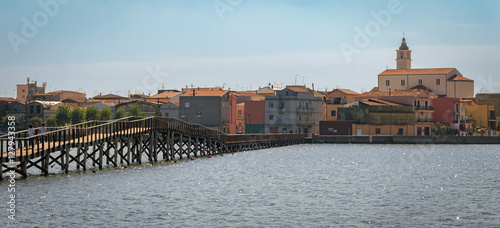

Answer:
[1,0,499,97]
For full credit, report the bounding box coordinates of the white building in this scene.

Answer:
[378,37,474,99]
[265,86,322,136]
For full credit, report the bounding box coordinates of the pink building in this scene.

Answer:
[433,97,461,128]
[244,100,265,133]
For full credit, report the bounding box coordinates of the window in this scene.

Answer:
[30,106,34,114]
[375,128,381,134]
[269,102,274,108]
[280,102,285,109]
[386,80,390,86]
[401,80,405,86]
[237,110,242,116]
[36,105,41,114]
[286,91,289,96]
[185,102,190,108]
[418,79,423,85]
[330,110,336,117]
[269,114,274,120]
[22,89,25,92]
[196,115,201,120]
[164,112,169,117]
[398,128,404,135]
[181,115,185,120]
[436,79,440,85]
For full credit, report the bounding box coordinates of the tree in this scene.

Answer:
[432,122,458,135]
[100,107,112,121]
[128,102,145,117]
[113,107,126,119]
[86,106,100,121]
[30,116,43,128]
[55,105,71,126]
[154,106,162,117]
[46,116,57,127]
[71,107,85,124]
[2,116,19,128]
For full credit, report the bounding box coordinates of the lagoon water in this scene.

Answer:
[2,144,500,227]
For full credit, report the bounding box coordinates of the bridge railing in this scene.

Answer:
[1,116,306,161]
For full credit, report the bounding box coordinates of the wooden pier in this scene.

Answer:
[0,117,305,179]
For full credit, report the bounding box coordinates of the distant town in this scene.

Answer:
[1,38,499,137]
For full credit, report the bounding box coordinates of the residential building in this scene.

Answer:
[378,37,474,99]
[147,91,184,104]
[323,89,359,121]
[26,101,60,122]
[244,100,266,134]
[433,98,462,129]
[265,86,322,136]
[475,93,500,128]
[179,89,231,133]
[92,94,130,104]
[236,103,245,134]
[338,99,415,136]
[16,78,46,103]
[356,89,436,135]
[462,100,498,130]
[160,102,179,118]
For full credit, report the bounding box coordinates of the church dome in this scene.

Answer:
[399,38,409,50]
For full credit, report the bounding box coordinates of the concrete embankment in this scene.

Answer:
[310,135,500,144]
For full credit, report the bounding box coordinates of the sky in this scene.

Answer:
[1,0,499,98]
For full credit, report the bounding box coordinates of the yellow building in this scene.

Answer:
[462,100,497,130]
[323,89,359,121]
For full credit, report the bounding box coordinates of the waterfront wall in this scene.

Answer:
[311,135,500,144]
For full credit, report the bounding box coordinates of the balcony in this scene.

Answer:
[415,106,434,111]
[489,116,497,120]
[416,118,433,123]
[296,107,315,113]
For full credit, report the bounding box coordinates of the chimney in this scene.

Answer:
[192,89,195,96]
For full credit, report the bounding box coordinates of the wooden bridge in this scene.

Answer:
[0,117,306,179]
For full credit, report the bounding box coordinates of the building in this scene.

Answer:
[16,78,46,103]
[475,93,500,127]
[378,37,474,99]
[338,99,415,136]
[159,102,179,118]
[265,86,322,136]
[26,101,60,122]
[28,90,86,102]
[462,100,498,131]
[147,91,184,104]
[179,89,231,133]
[244,100,266,134]
[433,97,462,129]
[356,89,437,135]
[323,89,359,121]
[92,94,130,104]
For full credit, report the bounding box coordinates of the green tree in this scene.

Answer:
[128,102,145,117]
[100,107,112,121]
[71,107,85,124]
[154,106,162,117]
[30,116,43,128]
[2,116,20,128]
[432,122,458,135]
[85,106,100,121]
[46,116,57,127]
[113,107,126,119]
[55,105,71,126]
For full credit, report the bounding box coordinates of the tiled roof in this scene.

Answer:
[93,94,129,99]
[0,97,17,102]
[358,89,432,98]
[448,74,473,81]
[410,85,433,92]
[150,91,182,98]
[361,99,404,106]
[379,68,455,76]
[328,88,360,95]
[50,90,86,95]
[182,90,228,97]
[287,87,311,93]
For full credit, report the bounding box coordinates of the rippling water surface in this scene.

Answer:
[2,144,500,227]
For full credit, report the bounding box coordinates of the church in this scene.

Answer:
[378,37,474,99]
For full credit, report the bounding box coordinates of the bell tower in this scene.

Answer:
[396,35,412,70]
